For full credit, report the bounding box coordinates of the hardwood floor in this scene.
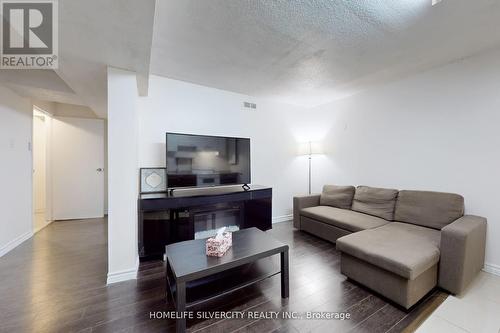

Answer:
[0,219,445,333]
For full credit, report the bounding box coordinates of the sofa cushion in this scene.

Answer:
[300,206,388,232]
[351,186,399,220]
[320,185,355,209]
[395,190,464,230]
[336,222,440,280]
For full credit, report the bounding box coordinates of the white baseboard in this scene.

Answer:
[0,230,33,257]
[107,257,140,284]
[272,214,292,224]
[483,263,500,277]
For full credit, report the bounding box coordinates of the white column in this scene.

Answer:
[107,67,139,284]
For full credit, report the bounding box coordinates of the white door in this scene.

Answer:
[52,117,105,220]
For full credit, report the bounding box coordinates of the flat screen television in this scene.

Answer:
[166,132,251,188]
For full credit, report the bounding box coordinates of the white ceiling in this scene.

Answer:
[55,0,156,117]
[151,0,500,107]
[2,0,500,115]
[0,69,86,105]
[1,0,156,118]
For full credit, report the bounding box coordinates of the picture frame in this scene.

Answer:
[140,168,167,193]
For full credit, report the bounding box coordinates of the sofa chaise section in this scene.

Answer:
[336,189,486,308]
[337,222,441,308]
[293,185,487,309]
[394,190,487,295]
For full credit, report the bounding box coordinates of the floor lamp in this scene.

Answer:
[297,141,323,194]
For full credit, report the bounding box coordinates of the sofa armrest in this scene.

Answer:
[293,194,321,229]
[439,215,487,294]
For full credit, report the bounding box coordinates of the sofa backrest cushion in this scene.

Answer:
[351,186,399,220]
[320,185,355,210]
[394,190,464,230]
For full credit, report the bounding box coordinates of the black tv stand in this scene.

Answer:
[138,184,272,260]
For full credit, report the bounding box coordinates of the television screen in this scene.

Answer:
[166,133,251,188]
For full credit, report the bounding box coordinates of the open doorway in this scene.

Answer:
[32,108,52,233]
[31,105,106,233]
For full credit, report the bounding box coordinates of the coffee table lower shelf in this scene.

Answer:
[166,257,279,308]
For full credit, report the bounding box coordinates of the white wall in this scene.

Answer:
[310,48,500,272]
[107,67,139,283]
[0,85,33,257]
[137,75,313,221]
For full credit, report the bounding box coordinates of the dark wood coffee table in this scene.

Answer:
[165,227,289,332]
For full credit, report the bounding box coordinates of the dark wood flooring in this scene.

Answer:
[0,219,446,333]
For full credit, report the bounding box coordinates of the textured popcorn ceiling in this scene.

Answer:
[151,0,500,107]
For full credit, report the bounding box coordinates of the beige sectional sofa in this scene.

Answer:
[293,185,487,309]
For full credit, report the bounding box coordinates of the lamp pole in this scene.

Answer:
[307,141,312,194]
[299,141,321,195]
[308,153,312,194]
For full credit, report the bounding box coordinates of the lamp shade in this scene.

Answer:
[297,141,324,156]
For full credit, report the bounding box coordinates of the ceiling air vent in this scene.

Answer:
[243,102,257,109]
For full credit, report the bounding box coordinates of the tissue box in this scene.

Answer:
[206,232,232,257]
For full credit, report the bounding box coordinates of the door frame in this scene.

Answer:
[32,106,54,233]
